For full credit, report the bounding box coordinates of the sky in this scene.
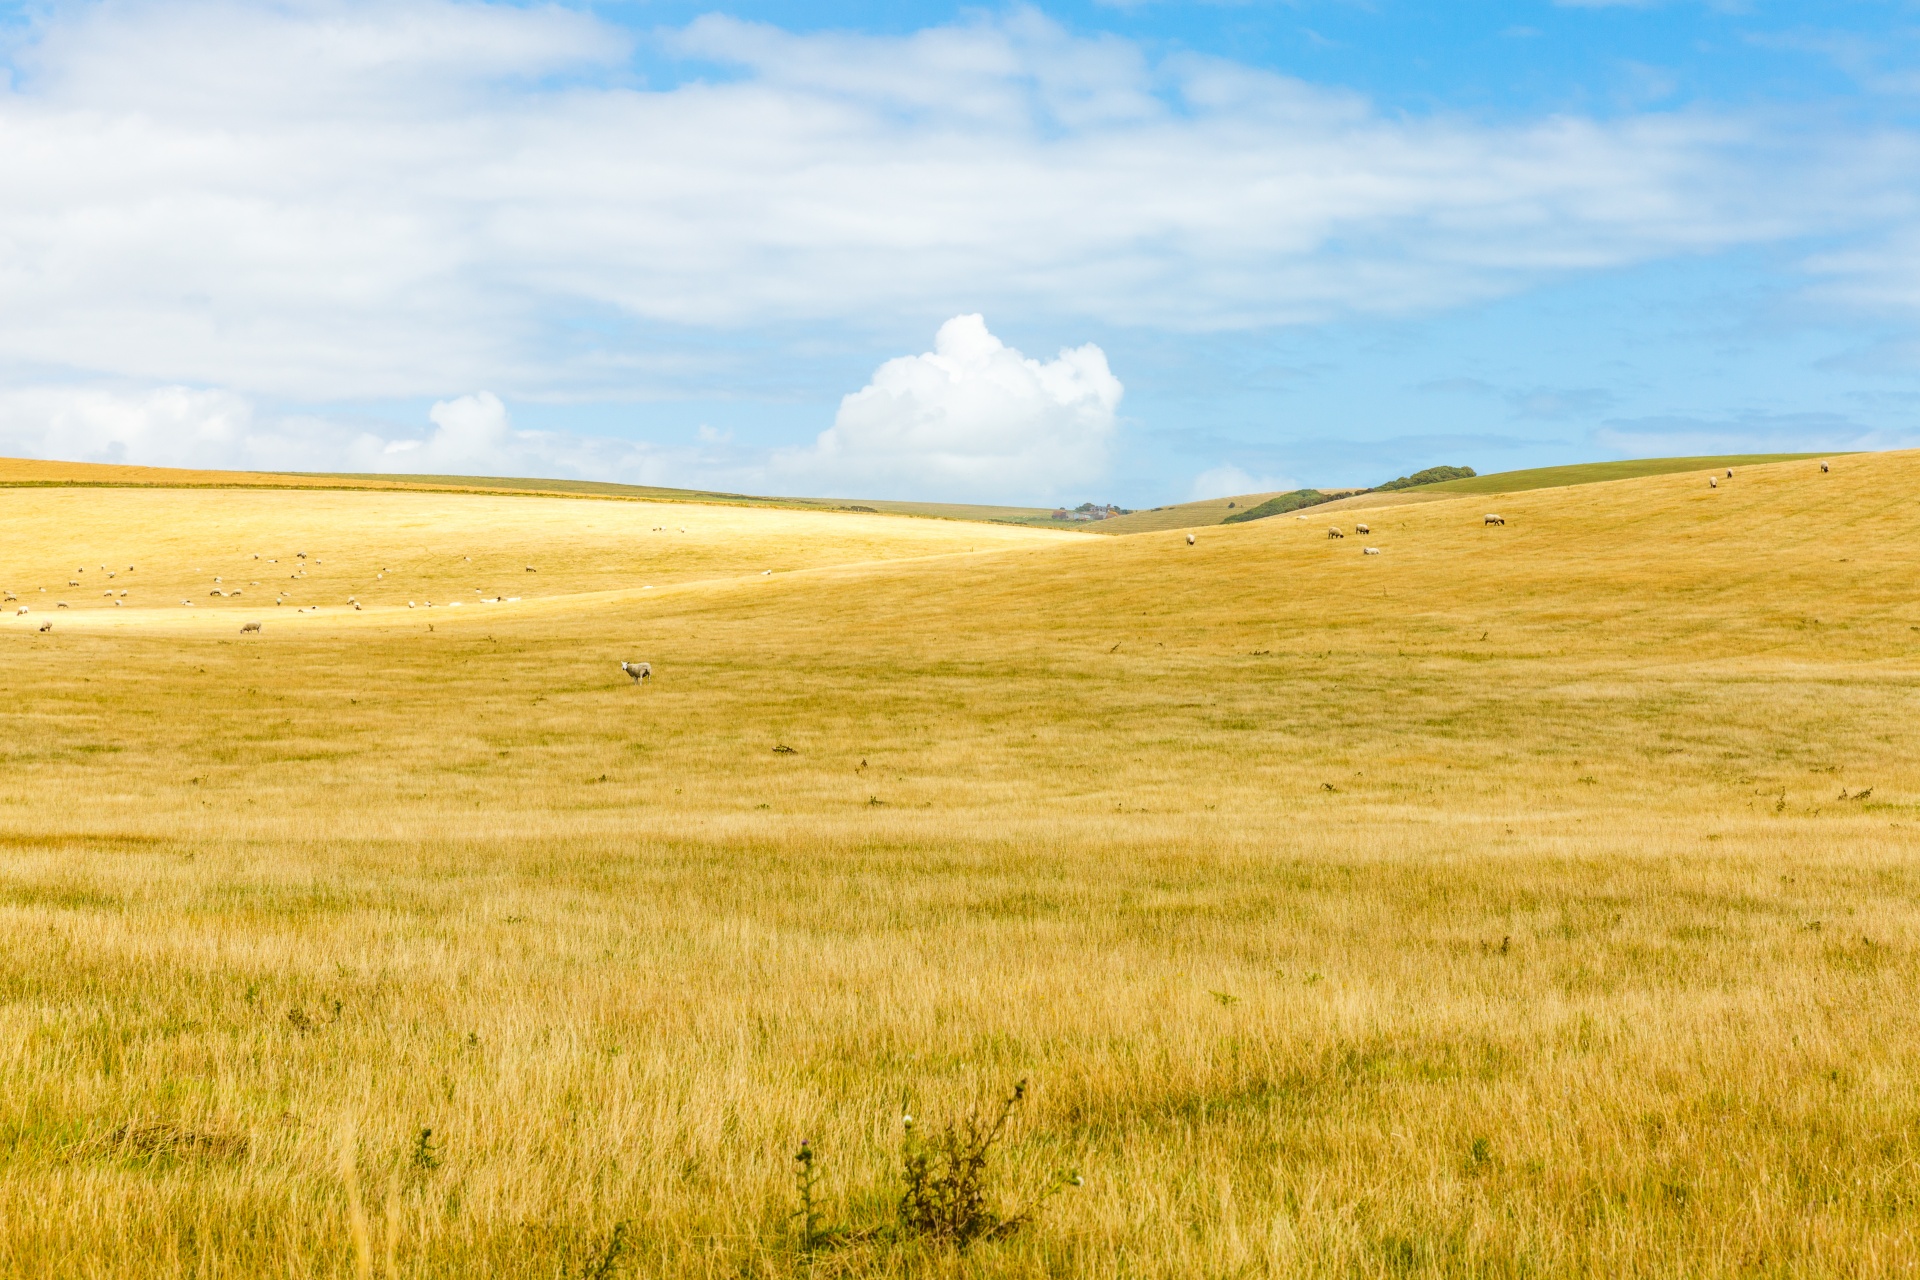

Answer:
[1,1,1919,506]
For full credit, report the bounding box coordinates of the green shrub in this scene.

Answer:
[1221,489,1334,523]
[1377,465,1476,491]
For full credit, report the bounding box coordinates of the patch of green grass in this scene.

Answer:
[1405,453,1840,495]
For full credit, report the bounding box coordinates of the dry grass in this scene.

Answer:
[2,453,1919,1276]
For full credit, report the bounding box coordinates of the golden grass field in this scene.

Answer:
[3,452,1919,1277]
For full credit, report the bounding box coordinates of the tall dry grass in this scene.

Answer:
[1,454,1918,1275]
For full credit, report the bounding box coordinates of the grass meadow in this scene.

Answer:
[2,453,1919,1276]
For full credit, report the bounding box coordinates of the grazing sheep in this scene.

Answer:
[1726,468,1734,478]
[1484,514,1505,525]
[525,565,536,572]
[14,606,25,615]
[38,621,50,632]
[1355,523,1371,534]
[210,589,224,597]
[620,661,652,683]
[1327,527,1344,539]
[240,621,261,633]
[1363,547,1381,555]
[1709,477,1717,489]
[1821,461,1830,473]
[1186,533,1195,546]
[2,593,12,601]
[55,601,68,609]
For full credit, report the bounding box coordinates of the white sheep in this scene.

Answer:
[1186,534,1196,545]
[241,621,262,633]
[1327,527,1344,539]
[1356,523,1371,534]
[15,606,26,616]
[1363,547,1381,556]
[1484,514,1505,525]
[1709,477,1717,489]
[1821,461,1830,473]
[621,661,652,683]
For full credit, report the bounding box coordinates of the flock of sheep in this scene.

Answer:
[1182,459,1834,560]
[5,548,541,638]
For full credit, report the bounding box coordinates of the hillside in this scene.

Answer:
[1095,451,1840,531]
[2,450,1918,1275]
[0,456,1068,529]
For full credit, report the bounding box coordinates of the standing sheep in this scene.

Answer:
[1484,514,1505,526]
[1709,477,1717,489]
[1355,523,1371,535]
[1185,534,1195,546]
[1327,527,1345,539]
[1821,461,1830,473]
[620,661,652,684]
[241,621,262,634]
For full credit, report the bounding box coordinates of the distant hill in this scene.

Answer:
[1092,453,1844,532]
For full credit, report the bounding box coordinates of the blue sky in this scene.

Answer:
[0,0,1916,505]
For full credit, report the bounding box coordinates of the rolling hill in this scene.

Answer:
[1,449,1916,1276]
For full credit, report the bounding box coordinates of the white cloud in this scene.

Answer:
[0,384,675,483]
[776,315,1121,502]
[0,1,1883,405]
[1187,465,1295,501]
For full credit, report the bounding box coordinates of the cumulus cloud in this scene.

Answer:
[0,1,1887,406]
[776,315,1121,502]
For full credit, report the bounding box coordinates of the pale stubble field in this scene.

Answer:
[2,455,1918,1276]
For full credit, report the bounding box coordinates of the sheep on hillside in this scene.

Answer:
[1821,461,1830,473]
[38,622,50,632]
[621,661,652,684]
[1186,534,1195,545]
[1363,547,1381,555]
[1356,523,1371,534]
[1709,477,1717,489]
[1484,514,1505,525]
[1327,527,1344,539]
[241,621,262,633]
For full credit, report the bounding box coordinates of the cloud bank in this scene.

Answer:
[0,0,1883,405]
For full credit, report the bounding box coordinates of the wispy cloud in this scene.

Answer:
[0,0,1885,406]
